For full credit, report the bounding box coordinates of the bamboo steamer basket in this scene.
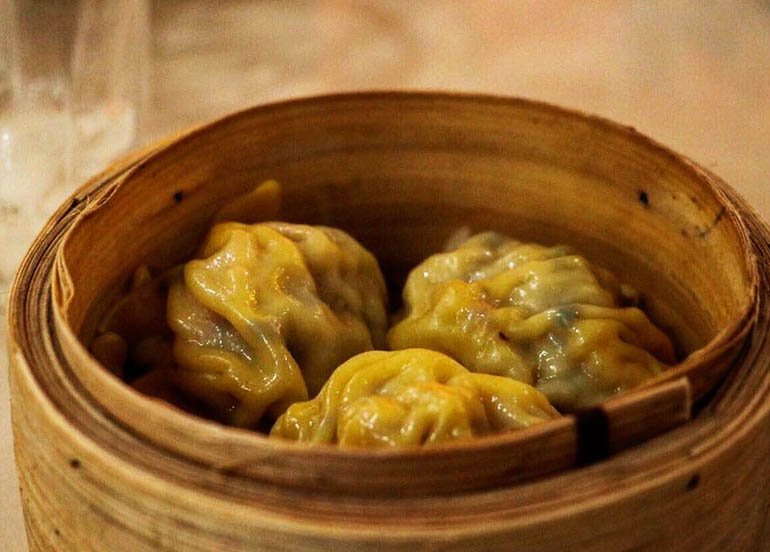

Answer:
[8,93,769,551]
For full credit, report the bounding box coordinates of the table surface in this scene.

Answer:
[3,2,770,550]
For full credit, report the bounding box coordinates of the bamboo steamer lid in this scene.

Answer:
[7,93,769,551]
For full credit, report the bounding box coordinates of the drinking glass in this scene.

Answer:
[0,0,150,310]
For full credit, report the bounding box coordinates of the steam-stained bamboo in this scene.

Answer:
[8,93,768,551]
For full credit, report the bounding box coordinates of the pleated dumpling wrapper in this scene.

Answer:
[167,221,388,428]
[387,232,676,411]
[270,348,560,447]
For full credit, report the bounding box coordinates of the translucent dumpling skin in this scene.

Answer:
[387,232,675,411]
[270,349,560,447]
[168,222,388,427]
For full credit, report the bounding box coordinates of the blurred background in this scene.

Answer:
[1,1,769,549]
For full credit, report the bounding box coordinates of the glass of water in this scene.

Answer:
[0,0,150,310]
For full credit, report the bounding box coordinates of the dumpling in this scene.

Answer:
[270,348,560,447]
[90,264,176,381]
[167,221,388,427]
[387,232,675,411]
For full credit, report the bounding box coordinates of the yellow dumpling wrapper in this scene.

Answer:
[168,221,388,428]
[270,349,560,447]
[387,232,675,411]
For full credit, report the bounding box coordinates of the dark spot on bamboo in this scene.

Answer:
[70,458,81,469]
[54,528,60,536]
[695,207,726,238]
[575,407,610,466]
[686,473,700,491]
[638,190,650,207]
[173,190,184,204]
[498,331,510,342]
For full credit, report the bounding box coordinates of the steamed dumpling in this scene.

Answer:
[168,221,388,427]
[270,348,560,447]
[387,232,675,411]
